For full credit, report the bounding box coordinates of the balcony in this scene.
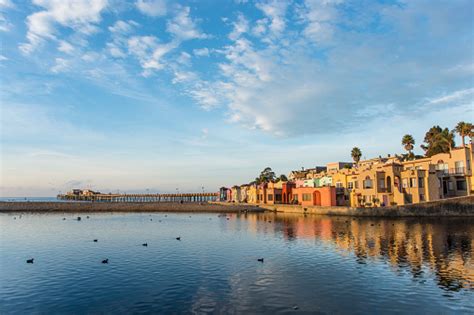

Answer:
[437,167,467,176]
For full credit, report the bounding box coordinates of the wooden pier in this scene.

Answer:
[57,192,219,203]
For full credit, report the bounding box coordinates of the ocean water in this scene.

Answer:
[0,197,59,202]
[0,212,473,314]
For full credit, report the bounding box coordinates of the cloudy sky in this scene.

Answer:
[0,0,473,196]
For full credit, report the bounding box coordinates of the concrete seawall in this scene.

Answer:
[0,201,263,213]
[213,195,474,217]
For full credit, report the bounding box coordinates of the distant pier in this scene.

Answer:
[57,192,218,203]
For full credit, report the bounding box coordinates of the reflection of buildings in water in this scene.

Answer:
[265,214,474,291]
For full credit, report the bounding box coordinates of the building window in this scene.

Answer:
[302,193,312,201]
[418,177,424,188]
[448,181,454,191]
[456,180,467,191]
[410,178,417,188]
[419,194,425,201]
[402,178,408,188]
[355,181,359,189]
[336,182,343,188]
[363,176,373,189]
[378,178,385,189]
[268,194,273,201]
[294,195,298,201]
[348,182,353,190]
[455,161,464,174]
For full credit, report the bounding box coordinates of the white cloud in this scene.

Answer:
[127,35,177,76]
[189,87,219,110]
[0,13,12,32]
[57,40,74,54]
[108,20,138,35]
[136,0,167,17]
[20,0,108,54]
[176,51,191,66]
[107,43,127,58]
[0,0,14,8]
[229,13,248,40]
[251,18,267,36]
[166,6,207,40]
[255,0,287,36]
[193,47,210,57]
[50,57,71,73]
[107,20,139,58]
[299,0,343,43]
[172,70,197,84]
[0,54,8,61]
[81,52,100,62]
[427,88,474,105]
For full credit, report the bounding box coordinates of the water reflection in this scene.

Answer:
[236,213,474,292]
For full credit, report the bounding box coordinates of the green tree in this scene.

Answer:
[351,147,362,164]
[255,167,276,184]
[277,174,288,182]
[401,134,415,160]
[455,121,473,147]
[420,126,455,157]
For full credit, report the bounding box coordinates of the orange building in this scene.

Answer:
[292,186,337,207]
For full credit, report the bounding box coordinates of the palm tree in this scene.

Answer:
[351,147,362,165]
[455,121,473,147]
[401,134,415,159]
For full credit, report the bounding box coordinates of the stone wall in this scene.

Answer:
[0,202,262,213]
[213,195,474,217]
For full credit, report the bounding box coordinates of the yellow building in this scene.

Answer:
[247,184,258,204]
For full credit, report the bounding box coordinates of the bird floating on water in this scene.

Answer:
[257,258,264,262]
[142,243,148,247]
[26,258,34,264]
[77,217,81,221]
[102,259,109,264]
[93,239,98,242]
[176,237,181,241]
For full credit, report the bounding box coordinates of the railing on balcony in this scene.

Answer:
[437,167,466,176]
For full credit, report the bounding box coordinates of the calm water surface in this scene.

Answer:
[1,212,473,314]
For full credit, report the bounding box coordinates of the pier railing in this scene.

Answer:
[57,192,219,203]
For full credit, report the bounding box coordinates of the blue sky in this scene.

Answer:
[1,0,473,196]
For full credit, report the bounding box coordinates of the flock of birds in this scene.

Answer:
[21,214,265,265]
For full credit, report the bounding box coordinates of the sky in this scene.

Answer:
[0,0,473,196]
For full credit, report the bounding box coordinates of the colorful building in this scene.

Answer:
[291,186,337,207]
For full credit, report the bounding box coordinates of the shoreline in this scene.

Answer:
[0,201,262,213]
[0,195,472,216]
[213,195,474,217]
